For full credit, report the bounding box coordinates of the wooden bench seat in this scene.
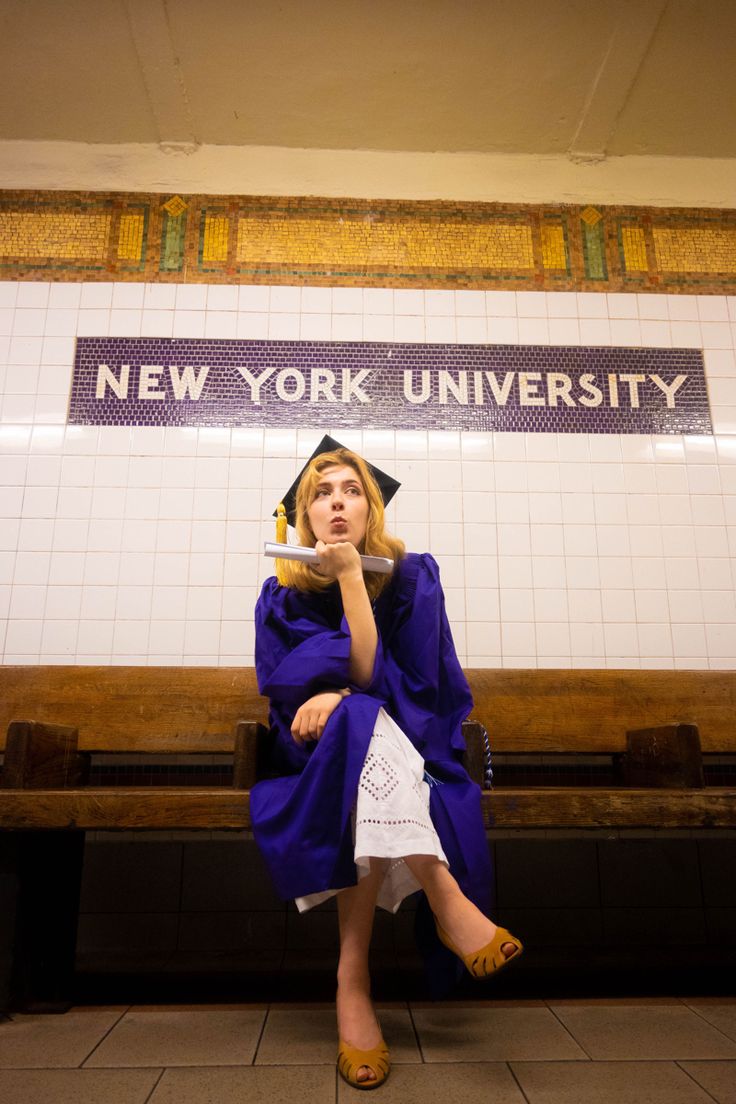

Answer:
[1,784,734,831]
[1,665,735,831]
[1,664,735,1012]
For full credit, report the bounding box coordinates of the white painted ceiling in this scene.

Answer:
[1,0,735,160]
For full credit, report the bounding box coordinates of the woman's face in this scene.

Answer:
[306,464,370,549]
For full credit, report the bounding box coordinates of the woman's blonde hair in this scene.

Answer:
[277,447,404,598]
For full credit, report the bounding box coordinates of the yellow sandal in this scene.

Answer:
[337,1038,390,1091]
[434,917,523,980]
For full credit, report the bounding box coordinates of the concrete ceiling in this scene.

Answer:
[1,0,735,160]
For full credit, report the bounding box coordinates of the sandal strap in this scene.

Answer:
[434,915,523,979]
[468,926,524,978]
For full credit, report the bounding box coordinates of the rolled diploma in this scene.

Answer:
[264,541,393,574]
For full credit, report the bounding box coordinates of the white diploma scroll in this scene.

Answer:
[264,541,394,574]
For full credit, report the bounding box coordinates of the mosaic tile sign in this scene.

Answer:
[70,338,711,435]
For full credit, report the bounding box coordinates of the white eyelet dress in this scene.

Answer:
[295,707,449,914]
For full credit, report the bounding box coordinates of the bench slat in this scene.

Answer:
[482,787,736,829]
[469,669,736,753]
[2,666,735,754]
[1,787,734,831]
[0,667,266,753]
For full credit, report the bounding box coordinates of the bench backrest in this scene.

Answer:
[468,668,736,753]
[1,666,734,755]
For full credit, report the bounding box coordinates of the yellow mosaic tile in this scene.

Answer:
[541,223,567,269]
[117,213,145,262]
[621,225,648,272]
[1,189,735,293]
[202,214,229,263]
[0,211,110,260]
[653,227,736,274]
[236,216,534,270]
[580,206,603,227]
[163,195,187,217]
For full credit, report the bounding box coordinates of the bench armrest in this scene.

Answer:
[2,721,89,789]
[621,723,704,788]
[232,720,270,789]
[462,720,488,789]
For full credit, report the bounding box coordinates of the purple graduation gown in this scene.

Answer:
[250,552,495,993]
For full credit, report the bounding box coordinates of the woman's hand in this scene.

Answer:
[314,540,377,689]
[291,689,349,744]
[315,539,362,581]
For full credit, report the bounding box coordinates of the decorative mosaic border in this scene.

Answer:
[1,190,735,293]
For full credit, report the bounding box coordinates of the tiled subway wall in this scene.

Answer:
[75,835,736,979]
[2,280,736,669]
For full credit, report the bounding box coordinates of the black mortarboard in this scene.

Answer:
[274,434,401,527]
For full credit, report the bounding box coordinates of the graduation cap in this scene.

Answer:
[274,434,401,529]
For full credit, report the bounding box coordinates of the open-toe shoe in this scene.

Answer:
[434,916,523,980]
[337,1038,390,1091]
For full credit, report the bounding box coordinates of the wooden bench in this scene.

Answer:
[1,665,735,1011]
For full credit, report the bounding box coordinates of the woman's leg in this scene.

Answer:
[336,857,388,1083]
[403,854,518,960]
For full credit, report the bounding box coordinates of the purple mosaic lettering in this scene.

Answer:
[70,338,711,435]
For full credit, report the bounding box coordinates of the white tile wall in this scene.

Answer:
[1,281,736,669]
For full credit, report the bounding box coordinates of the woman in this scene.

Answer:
[251,445,522,1091]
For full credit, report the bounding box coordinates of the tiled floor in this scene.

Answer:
[0,998,735,1103]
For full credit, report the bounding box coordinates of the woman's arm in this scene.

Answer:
[290,687,351,744]
[382,553,473,753]
[255,578,354,705]
[315,539,378,688]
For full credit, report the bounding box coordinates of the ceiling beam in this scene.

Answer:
[124,0,197,149]
[3,142,735,208]
[568,0,668,163]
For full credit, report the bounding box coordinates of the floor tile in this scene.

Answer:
[0,1009,125,1069]
[548,1002,736,1060]
[511,1060,716,1103]
[410,999,547,1008]
[336,1062,525,1103]
[256,1007,421,1064]
[255,1009,335,1065]
[411,1006,587,1061]
[82,1009,266,1067]
[549,996,690,1007]
[679,1060,736,1103]
[150,1065,336,1104]
[0,1068,161,1104]
[127,1003,268,1012]
[683,1000,736,1043]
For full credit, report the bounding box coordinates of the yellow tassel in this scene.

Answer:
[276,502,287,544]
[275,502,289,585]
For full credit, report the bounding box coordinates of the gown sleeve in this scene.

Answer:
[255,576,385,709]
[382,553,472,755]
